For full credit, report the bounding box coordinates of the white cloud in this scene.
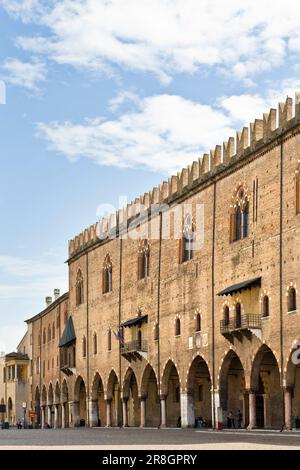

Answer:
[108,91,140,112]
[36,79,300,174]
[1,57,46,90]
[218,78,300,125]
[2,0,299,84]
[0,0,41,22]
[36,94,235,174]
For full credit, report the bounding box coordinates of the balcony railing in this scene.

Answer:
[121,340,148,354]
[220,314,262,335]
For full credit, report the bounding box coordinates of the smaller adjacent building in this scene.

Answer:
[0,332,31,426]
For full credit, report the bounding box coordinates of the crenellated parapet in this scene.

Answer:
[68,93,300,258]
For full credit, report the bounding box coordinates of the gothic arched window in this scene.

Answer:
[224,306,230,326]
[138,240,150,279]
[181,214,195,263]
[230,186,250,242]
[107,328,112,351]
[195,313,201,332]
[262,295,269,317]
[82,336,87,358]
[76,269,84,305]
[175,318,181,336]
[93,333,97,355]
[103,255,112,294]
[235,303,241,328]
[288,287,297,312]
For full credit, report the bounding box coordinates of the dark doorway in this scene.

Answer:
[256,395,264,428]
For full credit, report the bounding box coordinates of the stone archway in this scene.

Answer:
[7,397,13,424]
[34,387,41,427]
[250,345,282,429]
[91,373,106,427]
[0,398,4,424]
[219,350,246,428]
[74,376,87,427]
[48,383,54,428]
[284,342,300,429]
[61,380,69,428]
[123,368,140,427]
[54,382,62,428]
[140,364,160,427]
[161,360,181,427]
[186,356,212,427]
[106,370,121,427]
[41,385,47,428]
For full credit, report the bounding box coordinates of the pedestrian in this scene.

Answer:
[177,416,181,428]
[237,409,243,428]
[227,411,231,428]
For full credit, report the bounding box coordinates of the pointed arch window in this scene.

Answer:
[103,255,112,294]
[235,303,241,328]
[288,287,297,312]
[224,306,230,326]
[82,336,87,358]
[107,328,112,351]
[52,322,55,340]
[195,313,201,332]
[180,214,195,263]
[230,186,250,242]
[64,308,68,325]
[43,328,46,345]
[154,322,159,341]
[262,295,269,317]
[76,269,84,305]
[175,317,181,336]
[138,240,150,280]
[93,333,97,355]
[47,324,51,342]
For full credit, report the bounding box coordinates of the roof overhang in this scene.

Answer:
[217,277,261,296]
[59,317,76,347]
[121,314,148,328]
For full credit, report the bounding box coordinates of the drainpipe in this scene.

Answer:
[157,209,163,426]
[279,140,285,430]
[211,181,216,428]
[118,232,123,426]
[86,252,90,426]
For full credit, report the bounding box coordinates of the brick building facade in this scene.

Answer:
[26,95,300,430]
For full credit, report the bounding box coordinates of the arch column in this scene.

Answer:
[160,395,166,428]
[68,401,74,427]
[122,398,128,427]
[106,399,111,427]
[89,399,98,427]
[284,387,293,430]
[140,397,146,428]
[180,391,193,428]
[61,403,65,429]
[248,390,256,429]
[47,405,51,427]
[41,406,45,429]
[54,405,58,428]
[72,401,80,427]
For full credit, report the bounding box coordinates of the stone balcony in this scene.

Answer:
[121,339,148,362]
[220,313,262,340]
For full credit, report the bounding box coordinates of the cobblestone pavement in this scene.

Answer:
[1,428,300,449]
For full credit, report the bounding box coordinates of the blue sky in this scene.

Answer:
[1,0,300,352]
